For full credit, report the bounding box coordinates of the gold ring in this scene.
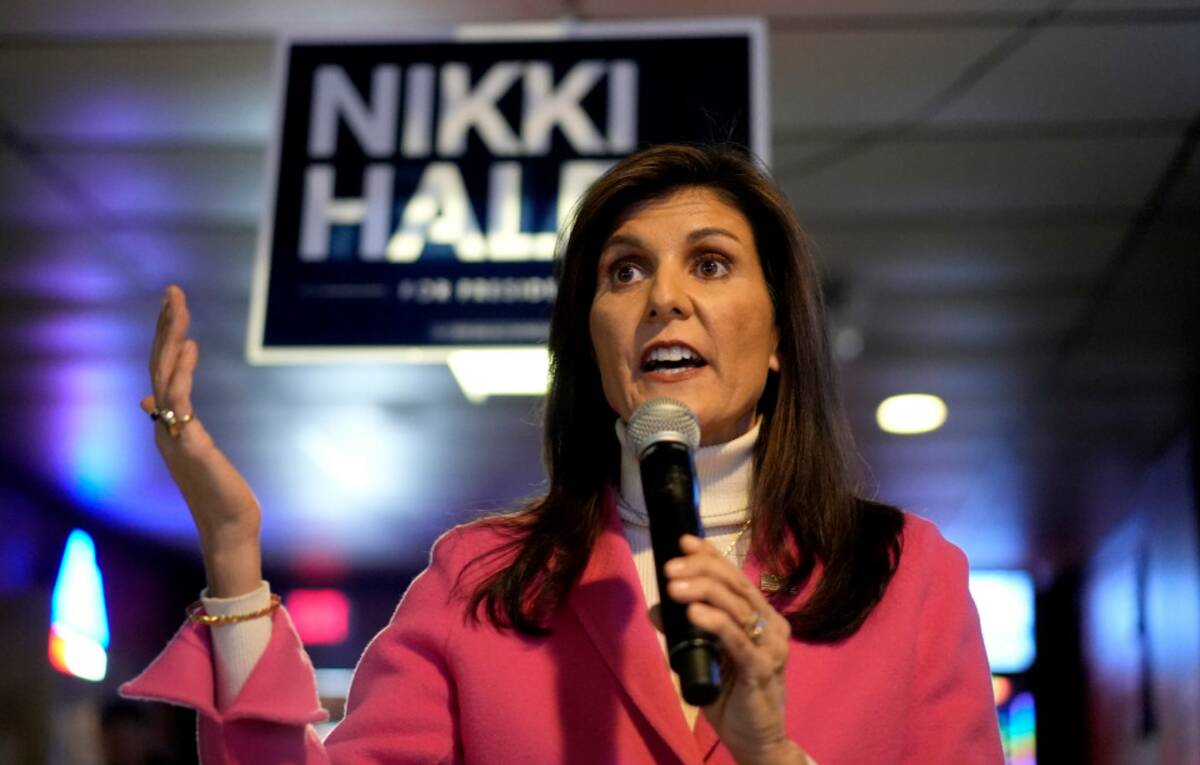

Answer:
[149,408,174,425]
[150,408,194,437]
[743,612,768,644]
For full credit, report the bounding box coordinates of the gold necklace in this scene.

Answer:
[721,517,753,559]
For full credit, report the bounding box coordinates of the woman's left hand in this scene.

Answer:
[661,534,809,765]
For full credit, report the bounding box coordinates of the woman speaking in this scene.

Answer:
[122,144,1004,764]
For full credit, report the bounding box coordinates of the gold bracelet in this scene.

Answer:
[186,593,281,625]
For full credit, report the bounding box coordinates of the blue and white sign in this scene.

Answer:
[248,20,768,362]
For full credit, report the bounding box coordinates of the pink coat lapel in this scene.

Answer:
[566,491,704,765]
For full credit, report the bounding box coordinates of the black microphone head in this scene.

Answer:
[627,398,701,457]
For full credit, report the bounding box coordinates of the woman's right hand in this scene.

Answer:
[141,285,263,598]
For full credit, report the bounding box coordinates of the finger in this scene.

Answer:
[668,540,775,615]
[149,291,171,392]
[684,602,781,675]
[667,541,790,653]
[667,572,791,656]
[150,287,178,400]
[675,534,764,598]
[153,287,191,405]
[666,575,759,630]
[679,533,722,558]
[165,338,199,415]
[140,394,157,414]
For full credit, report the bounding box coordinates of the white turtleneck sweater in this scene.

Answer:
[204,420,760,729]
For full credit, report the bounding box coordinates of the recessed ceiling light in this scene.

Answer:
[875,393,947,435]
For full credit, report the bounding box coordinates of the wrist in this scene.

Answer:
[739,739,808,765]
[201,534,263,598]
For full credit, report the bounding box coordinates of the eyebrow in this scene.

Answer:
[687,226,742,244]
[602,227,742,251]
[602,233,646,250]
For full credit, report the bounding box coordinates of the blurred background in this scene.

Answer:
[0,1,1197,763]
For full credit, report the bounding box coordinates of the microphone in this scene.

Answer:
[628,398,722,706]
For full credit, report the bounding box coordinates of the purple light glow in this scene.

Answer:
[53,403,133,506]
[12,260,129,302]
[83,160,180,213]
[17,266,128,302]
[67,153,262,223]
[109,231,196,285]
[44,399,194,537]
[14,312,144,356]
[60,91,161,143]
[17,361,194,539]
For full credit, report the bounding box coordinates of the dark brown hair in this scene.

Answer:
[465,144,904,642]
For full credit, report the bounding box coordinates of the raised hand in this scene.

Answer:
[141,285,263,597]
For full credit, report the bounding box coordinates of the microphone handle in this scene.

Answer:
[640,441,722,706]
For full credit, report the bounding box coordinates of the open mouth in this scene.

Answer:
[640,343,708,374]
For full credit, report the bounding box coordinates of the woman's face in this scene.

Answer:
[589,186,780,446]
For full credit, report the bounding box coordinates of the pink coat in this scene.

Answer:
[121,498,1004,764]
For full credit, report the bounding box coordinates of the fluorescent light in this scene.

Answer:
[49,529,109,681]
[447,347,550,403]
[969,570,1036,674]
[49,625,108,682]
[875,393,947,434]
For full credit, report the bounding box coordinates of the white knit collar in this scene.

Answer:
[614,416,759,531]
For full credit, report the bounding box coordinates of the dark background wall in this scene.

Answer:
[1080,431,1200,764]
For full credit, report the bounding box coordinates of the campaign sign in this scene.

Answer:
[248,19,767,361]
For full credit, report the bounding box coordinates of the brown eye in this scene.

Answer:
[697,256,729,279]
[613,261,644,285]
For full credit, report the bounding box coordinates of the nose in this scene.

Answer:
[644,265,693,321]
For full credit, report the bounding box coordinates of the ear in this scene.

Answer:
[768,323,782,373]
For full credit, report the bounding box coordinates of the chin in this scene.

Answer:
[699,411,756,444]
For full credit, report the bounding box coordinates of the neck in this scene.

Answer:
[614,417,760,531]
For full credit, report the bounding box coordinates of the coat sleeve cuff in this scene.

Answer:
[119,606,329,726]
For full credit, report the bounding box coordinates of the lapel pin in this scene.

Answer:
[760,574,798,595]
